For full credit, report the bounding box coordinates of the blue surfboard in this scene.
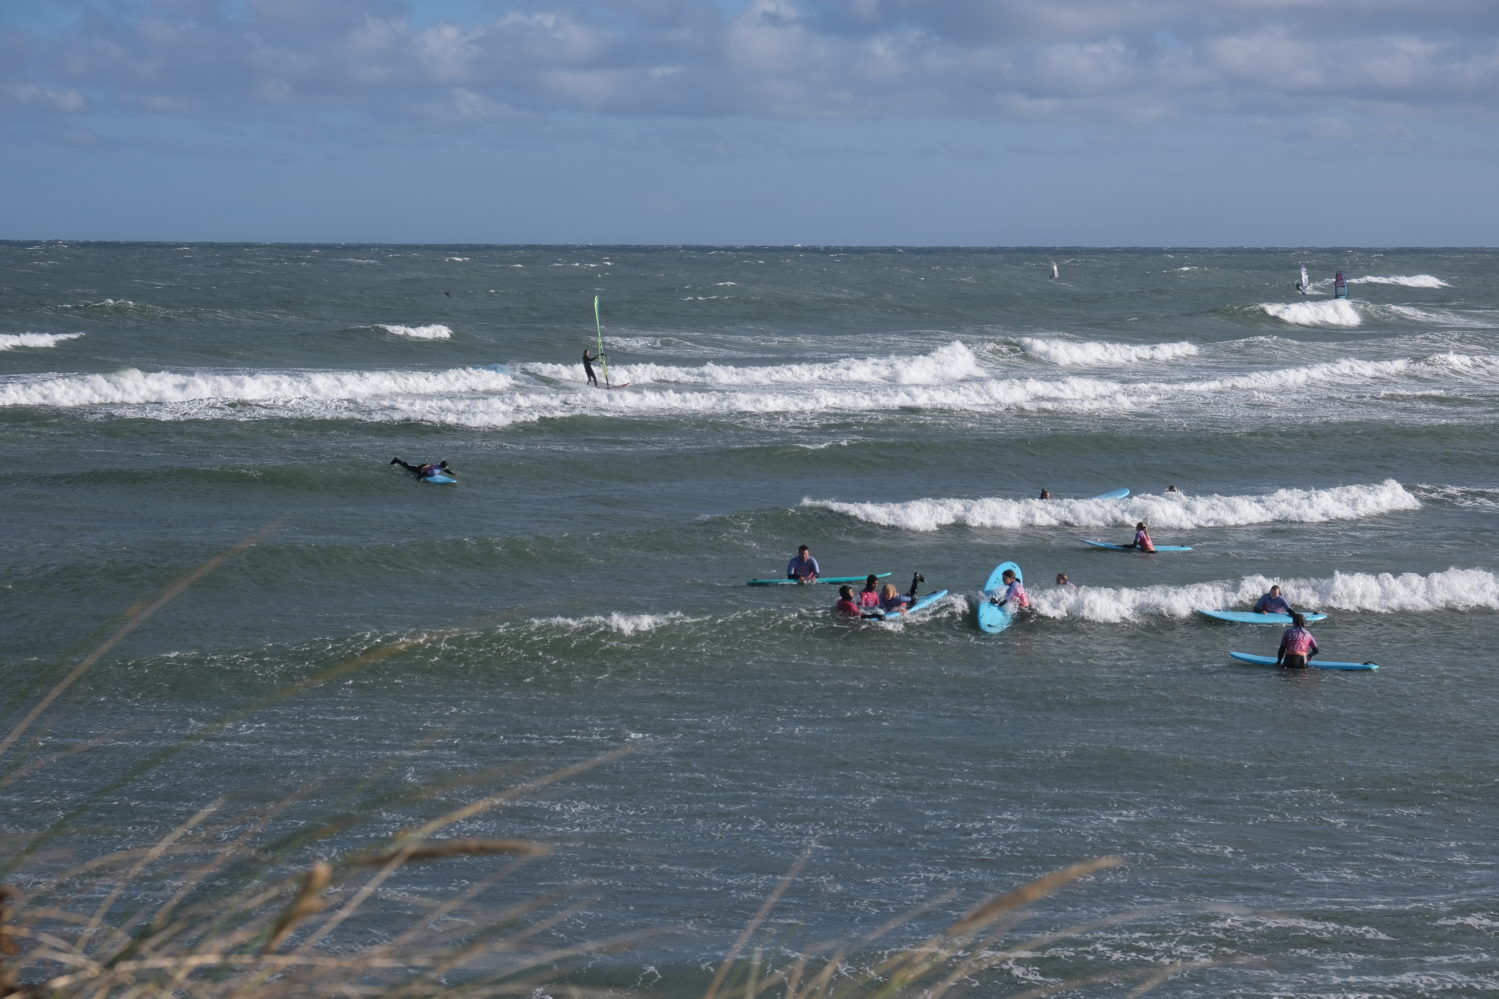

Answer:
[976,561,1022,634]
[748,572,891,587]
[420,473,457,484]
[1229,651,1377,671]
[1090,488,1130,500]
[1083,540,1192,552]
[1198,609,1327,625]
[866,589,948,623]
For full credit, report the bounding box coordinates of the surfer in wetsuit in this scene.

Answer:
[1039,488,1052,499]
[877,573,925,612]
[1126,521,1155,552]
[390,458,455,479]
[786,545,820,584]
[835,585,873,618]
[990,569,1029,610]
[582,348,600,387]
[1253,585,1294,615]
[1275,613,1319,668]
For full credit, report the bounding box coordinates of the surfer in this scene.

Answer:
[857,574,883,610]
[582,348,600,387]
[834,586,862,617]
[786,545,820,584]
[1126,521,1156,552]
[1275,613,1319,669]
[990,568,1029,609]
[1055,573,1077,588]
[390,458,455,479]
[1039,488,1052,499]
[878,573,925,611]
[1253,585,1294,615]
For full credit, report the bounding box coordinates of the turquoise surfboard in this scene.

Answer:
[1090,488,1130,500]
[1083,540,1193,552]
[748,572,891,587]
[866,589,948,622]
[1228,651,1377,671]
[1198,609,1327,625]
[976,561,1022,634]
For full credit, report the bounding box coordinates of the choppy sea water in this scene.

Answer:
[3,242,1498,996]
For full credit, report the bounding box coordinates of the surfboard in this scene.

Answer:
[867,589,948,622]
[1083,540,1193,552]
[1197,609,1327,625]
[976,561,1022,634]
[1228,651,1378,671]
[748,572,891,587]
[1090,488,1130,500]
[420,473,457,484]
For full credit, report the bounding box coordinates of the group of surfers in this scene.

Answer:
[789,543,1322,668]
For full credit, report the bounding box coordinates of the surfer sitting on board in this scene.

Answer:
[878,573,925,612]
[990,568,1029,609]
[1254,585,1294,615]
[1275,613,1319,668]
[1126,521,1156,552]
[391,458,455,480]
[786,545,820,584]
[582,348,601,387]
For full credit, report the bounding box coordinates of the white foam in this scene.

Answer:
[0,332,84,351]
[1016,337,1199,366]
[377,323,452,340]
[1030,568,1499,622]
[803,480,1420,532]
[530,611,689,635]
[1349,274,1450,288]
[0,365,514,410]
[1260,299,1363,327]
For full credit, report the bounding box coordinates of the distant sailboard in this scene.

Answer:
[1297,266,1310,294]
[1334,271,1348,299]
[592,296,630,390]
[1050,260,1059,279]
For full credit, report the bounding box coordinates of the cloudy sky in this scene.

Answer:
[4,0,1497,244]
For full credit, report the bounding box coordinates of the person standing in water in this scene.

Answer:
[1276,613,1319,669]
[786,545,820,584]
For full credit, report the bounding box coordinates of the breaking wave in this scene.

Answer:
[803,480,1420,532]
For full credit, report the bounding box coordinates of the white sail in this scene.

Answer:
[1298,266,1310,293]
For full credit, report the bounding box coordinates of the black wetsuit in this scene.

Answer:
[583,349,599,387]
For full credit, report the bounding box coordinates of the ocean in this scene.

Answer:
[3,242,1498,996]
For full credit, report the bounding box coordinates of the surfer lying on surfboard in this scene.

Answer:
[391,458,456,480]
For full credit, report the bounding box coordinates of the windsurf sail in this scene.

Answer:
[1298,266,1310,293]
[593,295,612,388]
[1050,260,1059,279]
[1334,271,1348,298]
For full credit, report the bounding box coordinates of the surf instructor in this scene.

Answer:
[786,545,820,584]
[1254,585,1294,615]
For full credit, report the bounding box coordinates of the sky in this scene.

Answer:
[3,0,1498,245]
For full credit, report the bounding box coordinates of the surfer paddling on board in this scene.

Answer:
[786,545,820,584]
[1125,521,1156,552]
[1254,585,1295,615]
[1275,613,1320,669]
[582,348,601,387]
[391,458,456,480]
